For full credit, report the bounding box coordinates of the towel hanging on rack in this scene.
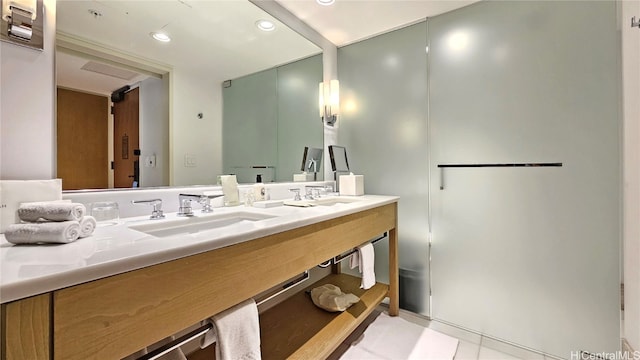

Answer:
[357,243,376,290]
[200,299,261,360]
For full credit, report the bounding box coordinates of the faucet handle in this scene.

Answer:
[198,196,214,213]
[198,194,223,213]
[131,199,165,220]
[289,188,302,201]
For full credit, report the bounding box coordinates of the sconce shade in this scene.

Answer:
[319,80,340,126]
[319,82,325,118]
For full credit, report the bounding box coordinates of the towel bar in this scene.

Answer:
[257,271,309,305]
[437,162,563,189]
[134,271,310,360]
[333,232,388,264]
[136,325,213,360]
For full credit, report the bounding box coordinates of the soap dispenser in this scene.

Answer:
[253,174,266,201]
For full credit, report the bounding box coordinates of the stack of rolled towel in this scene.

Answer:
[4,202,96,245]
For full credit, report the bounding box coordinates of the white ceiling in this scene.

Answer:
[56,0,321,95]
[55,0,479,96]
[275,0,480,46]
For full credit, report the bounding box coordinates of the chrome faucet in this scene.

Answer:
[131,199,165,220]
[178,194,223,217]
[305,185,325,200]
[289,188,302,201]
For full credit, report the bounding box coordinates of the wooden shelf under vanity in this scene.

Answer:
[187,274,388,360]
[259,273,388,360]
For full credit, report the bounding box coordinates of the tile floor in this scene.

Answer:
[394,308,560,360]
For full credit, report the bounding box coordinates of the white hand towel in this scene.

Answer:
[79,216,96,238]
[349,250,360,270]
[18,202,86,222]
[4,221,80,244]
[200,299,261,360]
[357,243,376,290]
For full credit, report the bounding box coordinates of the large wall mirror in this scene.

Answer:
[55,0,322,190]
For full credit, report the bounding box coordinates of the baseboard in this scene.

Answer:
[622,338,635,357]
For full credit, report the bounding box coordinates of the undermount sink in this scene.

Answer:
[311,197,364,206]
[128,211,275,238]
[283,196,364,208]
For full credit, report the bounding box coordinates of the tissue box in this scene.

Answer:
[293,173,315,182]
[339,174,364,196]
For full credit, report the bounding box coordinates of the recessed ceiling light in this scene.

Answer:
[256,20,275,32]
[150,32,171,42]
[317,0,335,5]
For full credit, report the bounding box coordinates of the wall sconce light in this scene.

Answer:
[319,80,339,126]
[1,0,43,50]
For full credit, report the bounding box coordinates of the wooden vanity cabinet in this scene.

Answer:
[1,202,398,360]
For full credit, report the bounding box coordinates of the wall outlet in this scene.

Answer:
[184,154,197,167]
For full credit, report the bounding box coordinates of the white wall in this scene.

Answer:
[622,0,640,351]
[139,76,170,187]
[0,0,56,180]
[171,68,223,186]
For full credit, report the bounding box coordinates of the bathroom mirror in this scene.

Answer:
[55,0,322,190]
[301,147,323,174]
[329,145,350,172]
[222,55,324,184]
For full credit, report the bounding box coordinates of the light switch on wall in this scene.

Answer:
[184,154,197,167]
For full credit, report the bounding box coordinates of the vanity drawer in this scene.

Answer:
[1,294,51,360]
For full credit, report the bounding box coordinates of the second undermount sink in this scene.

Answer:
[283,196,364,208]
[128,211,275,238]
[310,196,364,206]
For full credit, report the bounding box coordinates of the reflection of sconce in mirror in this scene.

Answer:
[319,80,339,126]
[1,0,43,50]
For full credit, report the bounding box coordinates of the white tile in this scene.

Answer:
[478,346,523,360]
[428,321,482,345]
[480,337,544,360]
[454,340,481,360]
[544,356,562,360]
[397,308,431,327]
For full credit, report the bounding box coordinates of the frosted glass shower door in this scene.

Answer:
[428,1,620,357]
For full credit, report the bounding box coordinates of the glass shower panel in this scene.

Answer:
[276,54,323,182]
[429,1,620,357]
[222,69,278,183]
[338,22,430,314]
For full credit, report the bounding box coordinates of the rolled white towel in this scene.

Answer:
[79,216,96,238]
[4,221,80,244]
[18,202,86,222]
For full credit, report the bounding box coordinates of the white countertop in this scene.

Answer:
[0,195,398,304]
